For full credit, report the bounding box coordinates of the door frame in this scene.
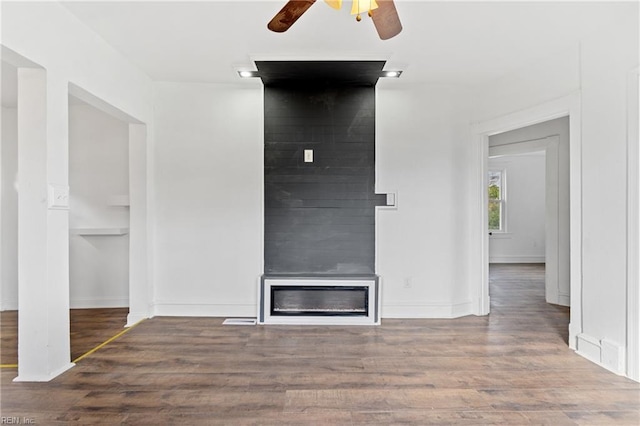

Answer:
[470,92,582,350]
[626,67,639,381]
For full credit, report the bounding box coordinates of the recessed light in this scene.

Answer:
[382,70,402,78]
[238,70,259,78]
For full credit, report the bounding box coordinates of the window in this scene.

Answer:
[488,169,506,232]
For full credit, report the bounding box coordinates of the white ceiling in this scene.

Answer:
[57,0,633,88]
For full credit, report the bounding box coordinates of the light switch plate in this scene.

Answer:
[304,149,313,163]
[386,193,396,206]
[48,184,70,210]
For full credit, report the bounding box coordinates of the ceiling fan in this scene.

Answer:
[267,0,402,40]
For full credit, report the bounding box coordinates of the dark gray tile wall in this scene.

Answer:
[264,85,381,275]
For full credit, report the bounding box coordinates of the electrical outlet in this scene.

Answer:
[403,277,412,288]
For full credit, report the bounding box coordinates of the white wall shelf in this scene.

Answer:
[70,228,129,236]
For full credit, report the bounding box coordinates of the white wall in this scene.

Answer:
[2,1,153,381]
[1,106,18,310]
[488,153,545,263]
[471,6,638,375]
[152,82,263,317]
[579,11,637,358]
[151,82,474,319]
[376,84,473,318]
[69,102,129,308]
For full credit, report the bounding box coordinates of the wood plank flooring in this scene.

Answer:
[1,308,129,365]
[1,264,639,424]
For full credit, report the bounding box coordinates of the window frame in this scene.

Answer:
[488,168,507,233]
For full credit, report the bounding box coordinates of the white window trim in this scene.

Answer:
[488,168,507,233]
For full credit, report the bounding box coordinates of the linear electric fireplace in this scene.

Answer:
[272,286,368,316]
[259,277,379,325]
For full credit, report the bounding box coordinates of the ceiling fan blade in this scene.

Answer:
[371,0,402,40]
[268,0,317,33]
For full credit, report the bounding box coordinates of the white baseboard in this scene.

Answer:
[601,339,626,374]
[576,333,626,376]
[557,293,570,306]
[489,255,545,263]
[4,299,129,310]
[1,299,18,311]
[568,321,581,350]
[70,298,129,309]
[4,299,128,311]
[576,333,601,363]
[126,312,149,327]
[382,301,474,319]
[451,301,475,318]
[13,362,75,383]
[153,302,257,318]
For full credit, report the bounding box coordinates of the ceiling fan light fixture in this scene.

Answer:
[267,0,401,40]
[325,0,342,10]
[351,0,378,21]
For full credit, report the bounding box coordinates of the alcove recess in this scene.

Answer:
[69,96,130,309]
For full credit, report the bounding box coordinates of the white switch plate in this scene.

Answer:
[48,184,70,210]
[386,193,396,206]
[304,149,313,163]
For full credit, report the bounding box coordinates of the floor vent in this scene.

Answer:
[222,318,257,326]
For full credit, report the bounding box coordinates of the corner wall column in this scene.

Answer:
[127,123,150,325]
[16,67,73,381]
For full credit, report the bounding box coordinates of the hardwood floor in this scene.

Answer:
[0,310,17,366]
[1,264,639,424]
[1,308,129,365]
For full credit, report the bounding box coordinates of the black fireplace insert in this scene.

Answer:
[270,285,369,317]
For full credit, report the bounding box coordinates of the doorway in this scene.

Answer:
[487,123,569,307]
[470,93,582,350]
